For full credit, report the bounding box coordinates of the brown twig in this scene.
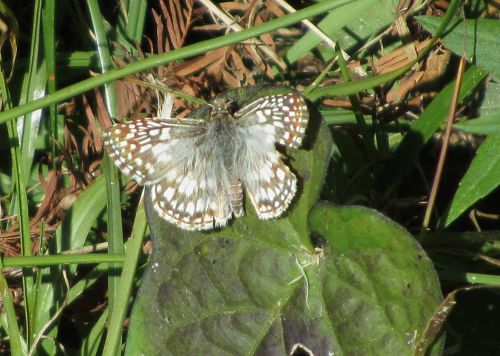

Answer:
[422,56,466,231]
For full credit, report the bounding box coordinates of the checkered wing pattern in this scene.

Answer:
[149,156,233,230]
[234,92,309,148]
[243,151,297,220]
[103,116,232,231]
[103,117,207,185]
[103,90,309,230]
[234,93,308,219]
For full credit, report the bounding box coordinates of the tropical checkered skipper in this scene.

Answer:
[103,91,309,231]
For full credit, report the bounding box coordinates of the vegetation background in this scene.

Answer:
[0,0,499,354]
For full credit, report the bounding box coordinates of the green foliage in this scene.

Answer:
[415,16,500,227]
[287,0,399,62]
[125,89,442,355]
[0,0,499,354]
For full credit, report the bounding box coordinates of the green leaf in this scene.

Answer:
[125,86,442,354]
[309,204,444,355]
[57,174,108,252]
[125,86,332,354]
[375,65,489,192]
[32,175,108,352]
[416,16,500,80]
[287,0,398,63]
[441,135,500,227]
[80,309,108,356]
[124,0,148,43]
[454,82,500,135]
[454,114,500,135]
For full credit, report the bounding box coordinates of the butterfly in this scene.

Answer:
[102,91,309,231]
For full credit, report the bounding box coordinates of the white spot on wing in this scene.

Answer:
[165,187,175,201]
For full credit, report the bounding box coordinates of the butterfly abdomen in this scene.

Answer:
[229,180,244,217]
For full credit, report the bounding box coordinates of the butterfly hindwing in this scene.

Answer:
[150,145,233,231]
[242,151,297,219]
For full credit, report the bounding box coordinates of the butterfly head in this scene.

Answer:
[208,96,233,121]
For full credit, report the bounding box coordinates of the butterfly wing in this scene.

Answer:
[104,117,234,230]
[244,153,297,220]
[150,144,233,231]
[234,92,307,219]
[103,117,207,185]
[236,124,297,220]
[234,92,309,148]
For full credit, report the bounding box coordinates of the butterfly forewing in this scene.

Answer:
[235,92,308,148]
[103,117,207,184]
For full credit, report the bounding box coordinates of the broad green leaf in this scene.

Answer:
[441,135,500,227]
[454,114,500,135]
[309,204,443,355]
[125,86,333,354]
[126,85,442,355]
[287,0,399,63]
[57,174,108,252]
[416,16,500,80]
[454,82,500,135]
[438,81,500,226]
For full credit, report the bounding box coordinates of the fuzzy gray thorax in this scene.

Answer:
[207,97,240,174]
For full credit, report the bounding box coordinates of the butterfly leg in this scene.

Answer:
[230,180,244,217]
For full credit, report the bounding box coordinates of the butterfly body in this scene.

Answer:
[103,91,309,231]
[205,98,240,173]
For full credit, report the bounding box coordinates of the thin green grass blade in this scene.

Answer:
[0,54,34,346]
[0,0,357,124]
[125,0,147,43]
[42,0,58,165]
[7,103,34,346]
[19,0,46,182]
[80,309,109,356]
[87,0,124,316]
[0,258,24,356]
[103,200,147,356]
[2,254,125,267]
